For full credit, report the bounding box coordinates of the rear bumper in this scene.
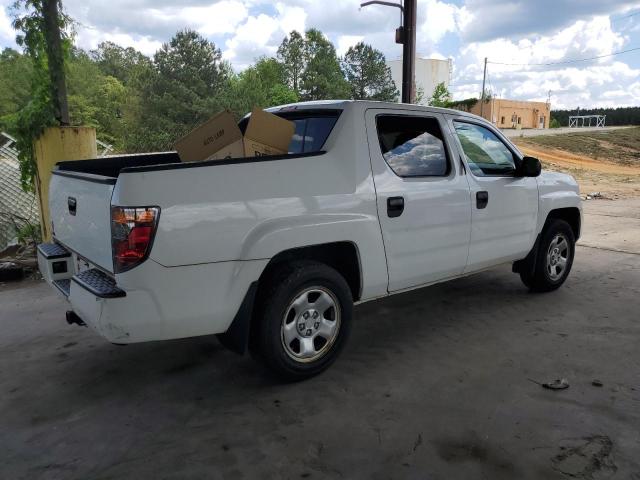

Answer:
[38,242,268,344]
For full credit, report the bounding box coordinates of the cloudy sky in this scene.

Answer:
[1,0,639,108]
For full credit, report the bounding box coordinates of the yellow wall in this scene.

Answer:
[468,99,550,129]
[34,127,97,241]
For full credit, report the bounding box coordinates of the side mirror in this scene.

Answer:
[517,156,541,177]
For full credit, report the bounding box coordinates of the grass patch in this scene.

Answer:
[515,127,640,165]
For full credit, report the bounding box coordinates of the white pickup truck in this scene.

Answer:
[38,100,582,380]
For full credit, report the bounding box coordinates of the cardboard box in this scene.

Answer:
[175,108,295,162]
[242,108,296,157]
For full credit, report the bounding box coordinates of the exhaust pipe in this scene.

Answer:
[66,311,86,327]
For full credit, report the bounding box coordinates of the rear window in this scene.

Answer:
[286,116,339,153]
[240,110,340,154]
[278,110,341,153]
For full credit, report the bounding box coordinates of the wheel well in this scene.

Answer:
[258,242,362,301]
[546,207,581,239]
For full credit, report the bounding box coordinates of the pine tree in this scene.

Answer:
[342,42,398,101]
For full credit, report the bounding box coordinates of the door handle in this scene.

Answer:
[476,191,488,209]
[387,196,404,218]
[68,196,77,216]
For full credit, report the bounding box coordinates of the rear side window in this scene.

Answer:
[278,112,339,153]
[239,110,340,154]
[376,115,449,177]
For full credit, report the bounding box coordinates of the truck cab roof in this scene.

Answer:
[267,99,482,122]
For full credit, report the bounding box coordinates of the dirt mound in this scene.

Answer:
[518,145,640,176]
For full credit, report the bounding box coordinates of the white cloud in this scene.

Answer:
[223,13,281,67]
[179,1,249,36]
[336,35,363,57]
[460,0,638,42]
[275,2,306,37]
[0,4,16,48]
[222,2,307,69]
[419,0,469,44]
[75,28,162,56]
[450,16,637,108]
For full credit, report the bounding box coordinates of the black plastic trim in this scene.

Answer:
[52,169,117,185]
[72,269,126,298]
[217,282,258,355]
[37,242,71,259]
[53,279,71,297]
[121,151,327,173]
[513,233,542,275]
[53,238,113,275]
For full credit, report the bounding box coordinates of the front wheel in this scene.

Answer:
[253,261,353,381]
[520,219,576,292]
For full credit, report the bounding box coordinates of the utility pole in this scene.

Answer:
[42,0,70,125]
[360,0,416,103]
[480,56,487,117]
[401,0,417,103]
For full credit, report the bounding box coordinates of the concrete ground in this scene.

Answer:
[1,200,639,480]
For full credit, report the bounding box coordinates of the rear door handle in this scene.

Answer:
[476,191,488,209]
[387,196,404,218]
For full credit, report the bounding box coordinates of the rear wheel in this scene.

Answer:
[253,261,353,381]
[520,219,575,292]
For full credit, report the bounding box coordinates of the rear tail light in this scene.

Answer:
[111,206,160,273]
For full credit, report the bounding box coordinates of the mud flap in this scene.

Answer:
[217,282,258,355]
[513,233,541,276]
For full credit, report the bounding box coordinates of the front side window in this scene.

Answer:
[453,122,516,176]
[376,115,449,177]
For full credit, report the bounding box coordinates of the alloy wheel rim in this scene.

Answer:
[281,287,341,363]
[546,233,569,281]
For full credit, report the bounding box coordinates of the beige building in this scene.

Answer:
[466,99,551,129]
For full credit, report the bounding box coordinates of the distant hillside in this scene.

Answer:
[515,126,640,166]
[551,107,640,126]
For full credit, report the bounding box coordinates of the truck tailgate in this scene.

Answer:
[49,172,115,272]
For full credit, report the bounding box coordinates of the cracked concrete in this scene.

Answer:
[1,199,639,479]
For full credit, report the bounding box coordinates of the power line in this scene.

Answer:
[487,46,640,67]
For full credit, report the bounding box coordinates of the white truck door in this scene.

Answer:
[445,115,539,272]
[365,109,472,292]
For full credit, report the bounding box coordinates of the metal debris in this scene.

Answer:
[542,378,570,390]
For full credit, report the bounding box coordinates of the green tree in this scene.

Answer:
[0,48,33,128]
[90,41,152,87]
[277,30,305,95]
[10,0,73,190]
[300,29,349,101]
[342,42,397,101]
[131,29,231,151]
[428,81,451,107]
[220,57,298,117]
[66,49,128,148]
[154,29,228,99]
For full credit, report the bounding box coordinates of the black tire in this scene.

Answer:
[520,219,575,292]
[252,260,353,381]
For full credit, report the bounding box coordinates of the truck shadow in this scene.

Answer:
[40,267,548,396]
[11,264,572,433]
